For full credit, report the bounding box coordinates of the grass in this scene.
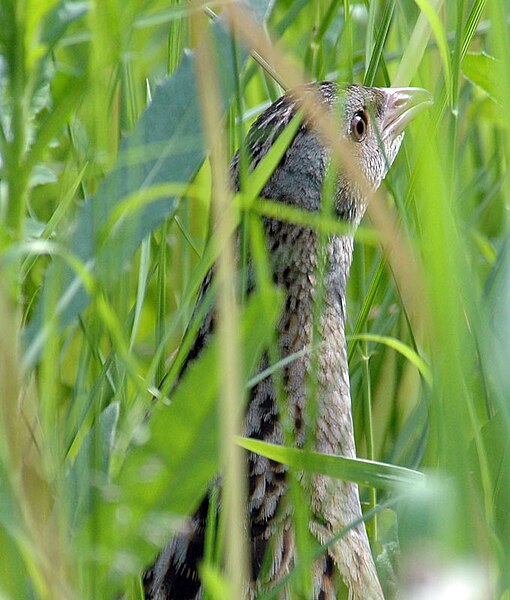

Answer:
[0,0,509,598]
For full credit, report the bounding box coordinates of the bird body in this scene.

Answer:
[143,82,431,600]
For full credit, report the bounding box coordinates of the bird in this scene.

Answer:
[142,81,431,600]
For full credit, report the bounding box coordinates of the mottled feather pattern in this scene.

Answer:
[142,80,425,600]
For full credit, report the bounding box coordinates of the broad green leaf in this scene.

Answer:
[462,52,500,103]
[236,437,424,491]
[23,21,246,370]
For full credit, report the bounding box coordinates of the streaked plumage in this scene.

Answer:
[143,82,431,600]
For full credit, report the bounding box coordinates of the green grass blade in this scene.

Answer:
[236,437,424,491]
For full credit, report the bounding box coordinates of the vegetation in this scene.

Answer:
[0,0,508,598]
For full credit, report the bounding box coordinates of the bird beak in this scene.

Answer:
[379,87,433,139]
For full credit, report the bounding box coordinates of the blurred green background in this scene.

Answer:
[0,0,508,598]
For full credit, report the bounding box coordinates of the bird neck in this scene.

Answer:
[266,218,356,453]
[268,220,355,327]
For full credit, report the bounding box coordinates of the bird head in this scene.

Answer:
[335,84,432,222]
[234,82,432,225]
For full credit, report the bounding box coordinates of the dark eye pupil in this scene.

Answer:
[352,111,367,141]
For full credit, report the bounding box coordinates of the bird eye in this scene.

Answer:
[351,110,368,142]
